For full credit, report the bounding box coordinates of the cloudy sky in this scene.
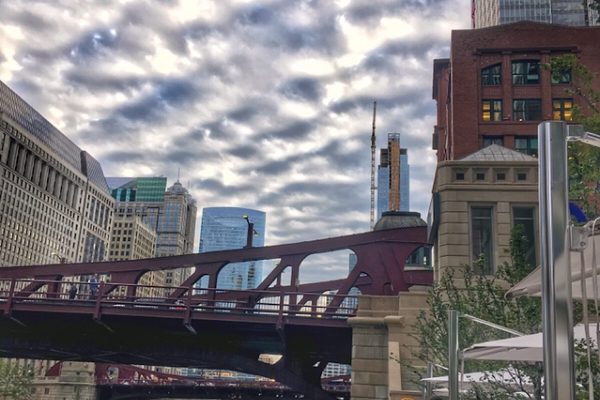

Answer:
[0,0,470,254]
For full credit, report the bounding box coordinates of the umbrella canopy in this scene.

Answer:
[507,234,600,300]
[462,324,598,362]
[422,369,534,396]
[422,370,524,384]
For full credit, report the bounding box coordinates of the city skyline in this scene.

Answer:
[0,0,471,267]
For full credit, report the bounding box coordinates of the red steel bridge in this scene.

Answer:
[0,226,431,400]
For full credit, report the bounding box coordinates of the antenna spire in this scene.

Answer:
[370,101,377,230]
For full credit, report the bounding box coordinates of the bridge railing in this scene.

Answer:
[0,277,359,321]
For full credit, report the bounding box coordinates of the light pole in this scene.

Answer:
[538,122,600,400]
[242,215,255,248]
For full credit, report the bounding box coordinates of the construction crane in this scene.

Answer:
[370,101,377,230]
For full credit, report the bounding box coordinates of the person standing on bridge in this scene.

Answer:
[89,274,99,299]
[68,282,78,300]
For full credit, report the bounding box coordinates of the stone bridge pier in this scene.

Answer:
[349,292,428,400]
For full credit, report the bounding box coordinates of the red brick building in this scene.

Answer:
[432,21,600,161]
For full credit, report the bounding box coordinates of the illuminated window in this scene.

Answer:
[513,99,542,121]
[482,100,502,121]
[512,60,540,84]
[552,98,573,121]
[481,64,501,85]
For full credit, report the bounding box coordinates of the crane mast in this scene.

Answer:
[370,101,377,230]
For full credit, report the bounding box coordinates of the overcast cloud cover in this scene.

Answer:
[0,0,470,252]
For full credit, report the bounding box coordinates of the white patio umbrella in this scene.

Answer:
[422,369,534,397]
[507,233,600,300]
[462,323,598,362]
[422,370,526,384]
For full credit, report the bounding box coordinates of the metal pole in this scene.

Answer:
[424,362,433,400]
[538,121,575,400]
[448,309,459,400]
[243,215,254,248]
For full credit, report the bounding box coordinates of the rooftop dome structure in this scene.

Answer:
[373,211,426,231]
[166,180,196,204]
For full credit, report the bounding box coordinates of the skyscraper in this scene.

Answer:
[0,80,114,268]
[107,177,197,286]
[107,176,167,234]
[472,0,599,28]
[108,214,161,297]
[377,133,410,219]
[0,79,114,385]
[161,180,197,287]
[199,207,266,290]
[160,181,197,257]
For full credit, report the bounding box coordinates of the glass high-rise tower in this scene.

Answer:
[472,0,599,28]
[199,207,266,290]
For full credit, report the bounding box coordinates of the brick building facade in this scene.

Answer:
[432,21,600,161]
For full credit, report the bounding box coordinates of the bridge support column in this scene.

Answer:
[32,361,96,400]
[348,292,428,400]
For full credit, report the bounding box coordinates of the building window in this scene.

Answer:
[551,69,571,84]
[482,100,502,122]
[514,136,538,157]
[513,99,542,121]
[496,171,506,181]
[476,172,486,181]
[481,63,501,85]
[471,206,494,275]
[455,171,465,181]
[513,207,536,266]
[512,60,540,84]
[482,136,503,147]
[552,98,573,121]
[517,172,528,181]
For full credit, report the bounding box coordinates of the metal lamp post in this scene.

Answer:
[538,121,600,400]
[243,214,254,248]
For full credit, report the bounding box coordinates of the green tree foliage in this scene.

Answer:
[591,1,600,25]
[413,225,544,399]
[0,359,32,399]
[547,54,600,218]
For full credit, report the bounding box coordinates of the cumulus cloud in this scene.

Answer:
[0,0,471,271]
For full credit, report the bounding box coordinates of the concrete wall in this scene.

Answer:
[349,292,429,400]
[432,159,538,279]
[31,362,96,400]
